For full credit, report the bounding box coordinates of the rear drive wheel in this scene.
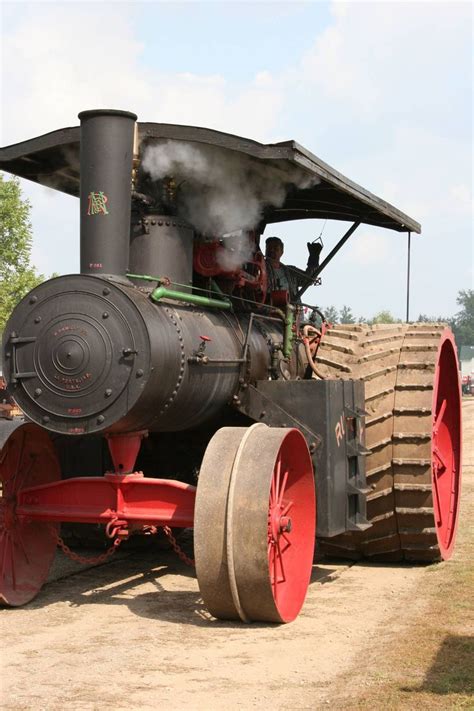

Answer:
[316,324,461,562]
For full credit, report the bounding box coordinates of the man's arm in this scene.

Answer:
[286,241,323,287]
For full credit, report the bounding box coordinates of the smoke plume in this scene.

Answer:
[142,140,319,236]
[216,231,254,272]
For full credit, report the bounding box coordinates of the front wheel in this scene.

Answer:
[194,423,316,623]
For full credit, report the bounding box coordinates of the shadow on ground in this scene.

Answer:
[5,540,445,634]
[402,634,474,696]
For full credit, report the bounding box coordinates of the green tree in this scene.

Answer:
[322,305,339,324]
[417,313,453,325]
[340,305,356,324]
[0,174,44,332]
[451,289,474,349]
[370,310,401,325]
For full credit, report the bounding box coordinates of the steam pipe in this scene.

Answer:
[283,304,295,358]
[78,109,137,278]
[150,286,232,310]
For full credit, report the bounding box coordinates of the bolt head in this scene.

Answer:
[279,516,292,533]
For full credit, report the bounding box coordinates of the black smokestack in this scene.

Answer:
[78,109,137,278]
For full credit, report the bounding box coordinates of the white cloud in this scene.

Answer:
[341,230,391,266]
[2,5,148,142]
[448,184,473,215]
[299,1,471,122]
[1,4,283,145]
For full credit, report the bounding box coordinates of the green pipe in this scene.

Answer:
[127,273,161,283]
[283,304,295,358]
[151,286,232,310]
[210,279,226,297]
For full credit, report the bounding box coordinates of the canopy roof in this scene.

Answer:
[0,121,420,233]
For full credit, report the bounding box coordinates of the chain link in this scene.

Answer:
[48,523,194,568]
[49,524,122,566]
[162,525,195,567]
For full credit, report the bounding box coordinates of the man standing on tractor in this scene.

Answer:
[265,236,322,303]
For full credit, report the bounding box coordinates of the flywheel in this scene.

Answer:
[316,323,461,562]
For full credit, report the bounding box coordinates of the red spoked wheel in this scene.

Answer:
[194,424,315,623]
[0,424,61,606]
[430,330,462,559]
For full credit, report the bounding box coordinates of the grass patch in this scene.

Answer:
[330,401,474,710]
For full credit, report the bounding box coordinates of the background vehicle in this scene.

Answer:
[461,374,473,395]
[0,110,462,621]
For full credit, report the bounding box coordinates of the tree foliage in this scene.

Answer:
[322,305,339,324]
[417,314,447,323]
[451,289,474,349]
[317,291,472,350]
[339,305,356,324]
[0,174,44,332]
[369,310,401,324]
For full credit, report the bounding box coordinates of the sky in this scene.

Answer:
[1,0,472,320]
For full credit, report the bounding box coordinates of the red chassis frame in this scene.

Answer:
[15,431,196,535]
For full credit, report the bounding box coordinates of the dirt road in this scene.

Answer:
[1,400,472,710]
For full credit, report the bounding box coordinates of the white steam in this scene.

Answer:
[141,140,319,236]
[217,231,254,272]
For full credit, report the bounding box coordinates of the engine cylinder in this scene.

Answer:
[129,214,194,289]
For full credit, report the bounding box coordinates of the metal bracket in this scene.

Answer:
[8,334,37,383]
[344,393,371,531]
[235,383,321,454]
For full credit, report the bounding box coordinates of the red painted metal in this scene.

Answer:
[267,428,316,622]
[193,234,267,302]
[16,473,196,528]
[431,329,462,559]
[0,424,60,606]
[105,430,148,473]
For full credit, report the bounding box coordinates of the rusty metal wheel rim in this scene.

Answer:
[0,424,60,606]
[431,329,462,559]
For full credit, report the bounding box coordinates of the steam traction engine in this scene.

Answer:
[0,110,462,622]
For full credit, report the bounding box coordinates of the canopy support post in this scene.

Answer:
[406,230,411,322]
